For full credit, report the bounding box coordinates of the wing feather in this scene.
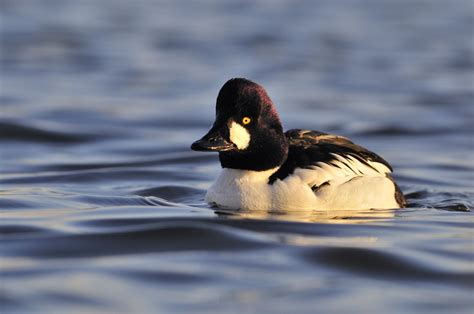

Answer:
[269,129,393,187]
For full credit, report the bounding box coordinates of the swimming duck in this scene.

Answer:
[191,78,406,211]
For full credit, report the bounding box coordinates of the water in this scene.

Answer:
[1,0,473,313]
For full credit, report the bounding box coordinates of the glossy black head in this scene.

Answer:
[191,78,288,171]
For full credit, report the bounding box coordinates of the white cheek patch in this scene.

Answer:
[229,121,251,150]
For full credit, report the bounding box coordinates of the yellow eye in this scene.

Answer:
[242,117,251,125]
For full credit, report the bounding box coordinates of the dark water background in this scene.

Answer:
[1,0,473,313]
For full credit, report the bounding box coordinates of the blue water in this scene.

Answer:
[1,0,473,313]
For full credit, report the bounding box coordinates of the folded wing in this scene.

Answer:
[269,129,393,187]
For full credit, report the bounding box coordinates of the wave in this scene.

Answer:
[0,169,203,184]
[1,222,273,258]
[406,190,472,211]
[0,121,96,143]
[353,125,463,136]
[40,152,216,172]
[303,246,474,286]
[134,185,205,204]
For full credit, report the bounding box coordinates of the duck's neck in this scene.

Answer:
[219,130,288,171]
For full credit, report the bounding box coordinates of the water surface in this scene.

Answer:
[1,0,473,313]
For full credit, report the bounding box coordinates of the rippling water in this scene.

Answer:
[1,0,473,313]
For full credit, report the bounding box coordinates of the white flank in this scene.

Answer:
[229,121,251,150]
[206,161,399,211]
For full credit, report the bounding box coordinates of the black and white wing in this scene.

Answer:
[269,129,406,208]
[269,129,391,183]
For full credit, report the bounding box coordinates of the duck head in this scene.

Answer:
[191,78,289,171]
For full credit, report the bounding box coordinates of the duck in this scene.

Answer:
[191,78,406,211]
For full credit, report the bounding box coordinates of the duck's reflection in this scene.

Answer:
[215,208,396,223]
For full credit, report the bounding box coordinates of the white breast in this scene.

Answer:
[205,168,276,210]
